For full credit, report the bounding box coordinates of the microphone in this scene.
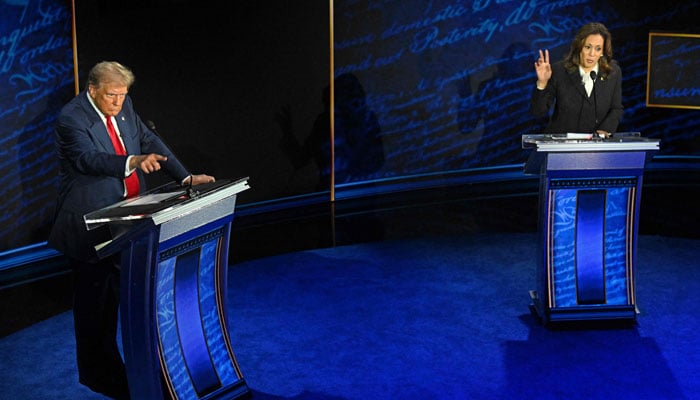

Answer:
[590,71,599,136]
[145,120,199,198]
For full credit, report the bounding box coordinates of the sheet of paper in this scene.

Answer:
[566,133,593,140]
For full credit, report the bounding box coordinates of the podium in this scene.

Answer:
[522,134,659,324]
[84,177,251,399]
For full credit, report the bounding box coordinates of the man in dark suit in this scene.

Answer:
[531,22,623,137]
[48,61,214,399]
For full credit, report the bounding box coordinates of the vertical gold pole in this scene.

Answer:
[329,0,336,246]
[70,0,79,95]
[329,0,335,203]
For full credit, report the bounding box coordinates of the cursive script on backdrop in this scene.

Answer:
[0,0,74,251]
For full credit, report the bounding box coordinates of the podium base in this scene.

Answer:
[529,290,637,328]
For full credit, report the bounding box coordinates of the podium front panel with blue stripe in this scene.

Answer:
[85,178,251,399]
[522,135,659,324]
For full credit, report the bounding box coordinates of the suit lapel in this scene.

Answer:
[91,120,116,153]
[593,74,608,99]
[113,113,135,154]
[568,69,590,102]
[79,92,116,153]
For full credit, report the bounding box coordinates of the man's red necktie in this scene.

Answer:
[105,116,140,198]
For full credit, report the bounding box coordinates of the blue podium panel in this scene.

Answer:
[544,181,636,319]
[523,135,658,324]
[155,219,247,399]
[85,178,251,399]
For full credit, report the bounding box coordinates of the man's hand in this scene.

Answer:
[130,153,167,174]
[184,174,216,186]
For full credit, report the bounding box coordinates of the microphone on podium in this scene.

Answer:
[589,71,599,137]
[145,120,199,198]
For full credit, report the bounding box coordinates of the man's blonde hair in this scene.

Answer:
[87,61,135,88]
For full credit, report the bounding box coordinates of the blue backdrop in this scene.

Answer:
[332,0,700,190]
[0,0,74,252]
[1,0,699,254]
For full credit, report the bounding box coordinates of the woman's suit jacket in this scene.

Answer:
[48,91,190,262]
[531,60,623,134]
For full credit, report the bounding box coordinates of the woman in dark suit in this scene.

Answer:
[49,61,214,399]
[531,22,623,137]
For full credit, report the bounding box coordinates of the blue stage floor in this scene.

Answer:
[1,232,699,399]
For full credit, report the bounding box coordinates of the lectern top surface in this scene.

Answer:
[522,133,660,152]
[83,177,250,230]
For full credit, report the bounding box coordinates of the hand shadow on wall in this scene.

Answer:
[276,73,385,192]
[457,42,541,167]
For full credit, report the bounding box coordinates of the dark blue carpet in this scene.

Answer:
[1,233,699,399]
